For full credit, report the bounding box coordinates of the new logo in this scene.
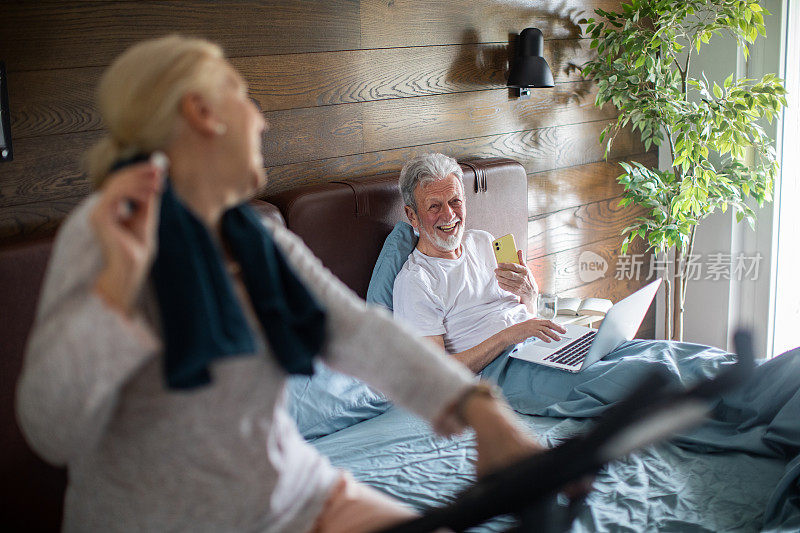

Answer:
[578,250,607,283]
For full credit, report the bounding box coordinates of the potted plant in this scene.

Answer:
[581,0,787,340]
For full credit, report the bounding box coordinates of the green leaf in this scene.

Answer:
[579,0,785,250]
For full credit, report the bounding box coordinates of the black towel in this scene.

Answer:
[150,179,326,389]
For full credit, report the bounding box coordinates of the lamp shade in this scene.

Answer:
[507,28,554,88]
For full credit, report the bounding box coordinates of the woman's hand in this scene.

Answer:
[508,318,566,345]
[459,387,545,478]
[461,386,595,499]
[91,160,165,316]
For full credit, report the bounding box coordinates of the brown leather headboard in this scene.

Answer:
[265,158,527,299]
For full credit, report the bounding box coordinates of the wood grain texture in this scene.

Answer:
[9,79,611,165]
[8,39,594,140]
[0,0,639,266]
[260,120,646,195]
[0,0,361,72]
[361,0,620,45]
[0,197,84,245]
[0,0,618,72]
[527,197,646,260]
[261,81,612,166]
[242,38,593,111]
[528,235,655,337]
[528,151,659,217]
[0,131,98,209]
[0,119,645,213]
[529,236,653,297]
[362,82,608,151]
[7,67,102,140]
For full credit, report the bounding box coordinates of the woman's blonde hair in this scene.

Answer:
[85,35,224,187]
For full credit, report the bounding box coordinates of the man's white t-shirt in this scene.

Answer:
[393,229,531,354]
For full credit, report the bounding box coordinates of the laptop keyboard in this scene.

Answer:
[543,330,597,367]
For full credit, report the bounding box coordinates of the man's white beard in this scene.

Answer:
[421,220,464,252]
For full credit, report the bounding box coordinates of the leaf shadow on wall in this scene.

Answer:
[445,0,591,88]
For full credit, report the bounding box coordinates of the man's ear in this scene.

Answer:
[404,205,420,229]
[180,92,218,137]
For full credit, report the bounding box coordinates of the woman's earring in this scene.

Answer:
[214,123,228,135]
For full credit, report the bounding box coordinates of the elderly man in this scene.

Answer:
[393,153,566,373]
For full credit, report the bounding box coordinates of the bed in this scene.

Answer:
[2,158,797,531]
[306,342,800,532]
[267,158,800,532]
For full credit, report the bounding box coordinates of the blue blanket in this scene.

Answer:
[309,340,800,531]
[480,340,734,418]
[479,340,800,530]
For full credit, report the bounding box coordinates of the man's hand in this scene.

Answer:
[495,249,539,313]
[424,317,567,373]
[507,318,566,345]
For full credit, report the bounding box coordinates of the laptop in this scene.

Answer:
[508,279,662,372]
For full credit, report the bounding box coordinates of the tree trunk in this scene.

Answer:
[673,275,684,341]
[672,253,685,341]
[664,267,673,340]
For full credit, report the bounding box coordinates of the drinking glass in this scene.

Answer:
[537,293,558,320]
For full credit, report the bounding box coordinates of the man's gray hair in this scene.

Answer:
[399,153,463,212]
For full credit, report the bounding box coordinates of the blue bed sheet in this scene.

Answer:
[313,406,787,532]
[309,341,800,531]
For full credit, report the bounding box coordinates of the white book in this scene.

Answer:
[557,296,613,317]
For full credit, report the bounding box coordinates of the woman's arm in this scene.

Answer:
[16,164,163,466]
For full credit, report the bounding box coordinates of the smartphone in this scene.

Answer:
[492,234,520,265]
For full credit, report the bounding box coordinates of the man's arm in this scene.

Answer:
[425,318,565,373]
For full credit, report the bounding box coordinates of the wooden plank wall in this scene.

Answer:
[0,0,655,336]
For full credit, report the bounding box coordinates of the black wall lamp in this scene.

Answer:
[507,28,554,98]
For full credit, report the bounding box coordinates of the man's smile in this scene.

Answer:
[437,220,460,233]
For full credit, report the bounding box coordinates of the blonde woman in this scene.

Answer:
[16,36,541,532]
